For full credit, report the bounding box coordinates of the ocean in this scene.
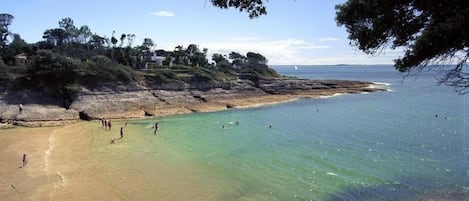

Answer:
[53,65,468,200]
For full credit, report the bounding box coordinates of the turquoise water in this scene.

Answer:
[121,65,468,200]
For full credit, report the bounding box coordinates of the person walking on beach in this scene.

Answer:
[120,127,124,139]
[108,120,112,130]
[22,154,28,168]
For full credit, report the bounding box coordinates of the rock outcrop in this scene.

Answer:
[0,78,387,127]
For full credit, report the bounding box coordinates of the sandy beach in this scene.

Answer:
[0,121,233,201]
[0,126,54,200]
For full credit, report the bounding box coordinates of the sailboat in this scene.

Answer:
[294,65,298,70]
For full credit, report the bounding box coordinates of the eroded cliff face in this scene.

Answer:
[0,78,385,127]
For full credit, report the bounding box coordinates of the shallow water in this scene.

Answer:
[47,65,469,200]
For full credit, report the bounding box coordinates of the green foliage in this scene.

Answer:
[240,63,278,80]
[336,0,469,93]
[27,49,79,86]
[246,52,267,64]
[24,50,137,106]
[80,55,137,85]
[145,69,179,83]
[25,49,80,106]
[0,15,281,102]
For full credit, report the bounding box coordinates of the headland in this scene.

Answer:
[0,77,386,127]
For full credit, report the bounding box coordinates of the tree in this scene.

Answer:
[58,17,77,43]
[246,52,267,65]
[110,31,118,48]
[0,13,14,49]
[212,53,232,71]
[210,0,267,19]
[174,45,188,65]
[27,49,81,107]
[126,34,136,47]
[43,28,68,46]
[77,25,92,44]
[142,38,155,50]
[89,34,107,48]
[229,51,247,67]
[119,33,126,47]
[186,44,199,55]
[336,0,469,94]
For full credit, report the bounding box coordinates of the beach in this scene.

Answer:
[0,126,53,200]
[0,122,235,201]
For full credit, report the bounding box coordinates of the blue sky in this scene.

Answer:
[3,0,402,65]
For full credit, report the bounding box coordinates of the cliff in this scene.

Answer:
[0,78,386,127]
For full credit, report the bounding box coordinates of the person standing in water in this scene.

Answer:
[154,122,159,134]
[120,127,124,139]
[108,120,112,130]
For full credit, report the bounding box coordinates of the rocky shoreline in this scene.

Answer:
[0,78,386,127]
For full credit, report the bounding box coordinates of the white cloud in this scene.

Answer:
[157,37,403,65]
[150,11,175,17]
[319,37,340,42]
[198,37,329,65]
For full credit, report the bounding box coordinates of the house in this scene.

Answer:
[151,55,167,66]
[150,51,174,66]
[14,53,27,67]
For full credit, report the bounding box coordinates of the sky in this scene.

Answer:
[2,0,403,65]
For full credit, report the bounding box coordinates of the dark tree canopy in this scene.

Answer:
[210,0,267,18]
[335,0,469,94]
